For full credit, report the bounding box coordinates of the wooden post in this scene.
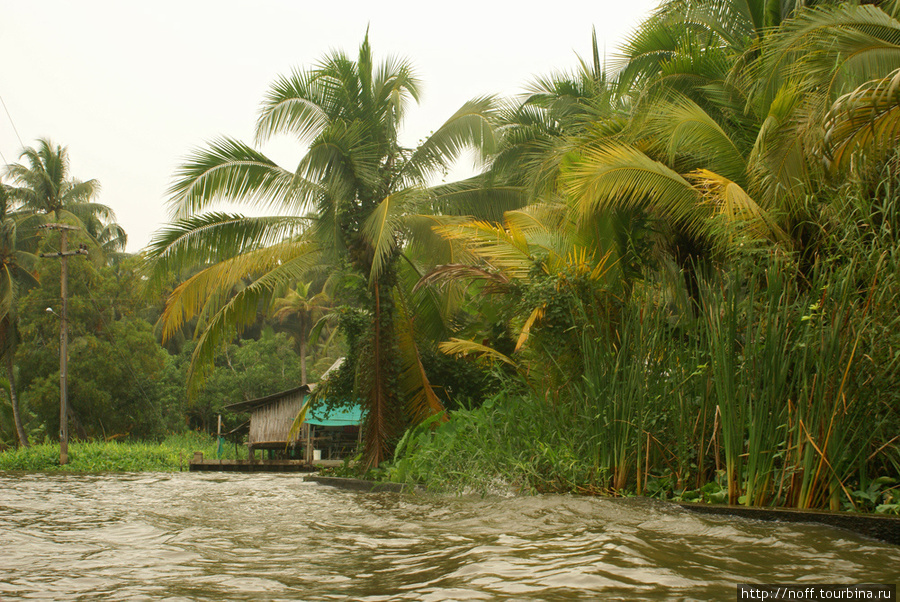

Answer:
[305,423,313,463]
[39,224,87,466]
[59,228,69,465]
[217,414,222,463]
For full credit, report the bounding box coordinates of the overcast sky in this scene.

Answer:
[1,1,660,253]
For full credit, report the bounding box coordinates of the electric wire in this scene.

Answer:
[0,93,26,148]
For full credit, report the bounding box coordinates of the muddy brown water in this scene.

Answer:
[0,472,897,600]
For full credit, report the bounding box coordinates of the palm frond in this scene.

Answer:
[515,305,545,352]
[402,96,498,185]
[747,84,813,215]
[159,240,320,342]
[255,68,331,144]
[394,286,445,424]
[438,338,518,368]
[415,263,510,293]
[143,212,311,291]
[563,142,711,238]
[824,67,900,171]
[753,4,900,105]
[688,168,789,244]
[59,179,101,206]
[168,137,321,218]
[641,93,749,185]
[429,176,527,220]
[182,247,324,392]
[362,188,421,283]
[432,219,537,280]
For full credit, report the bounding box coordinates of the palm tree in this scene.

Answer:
[147,34,501,467]
[557,0,900,264]
[556,0,891,270]
[4,138,127,254]
[0,185,38,447]
[271,282,331,385]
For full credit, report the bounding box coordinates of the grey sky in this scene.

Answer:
[1,1,659,252]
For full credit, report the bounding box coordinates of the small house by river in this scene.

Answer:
[223,385,363,465]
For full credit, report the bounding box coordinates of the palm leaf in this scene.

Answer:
[432,219,537,280]
[824,67,900,171]
[255,68,331,144]
[429,176,527,220]
[144,213,311,291]
[415,263,510,293]
[439,338,518,368]
[394,286,446,424]
[362,188,421,283]
[183,247,324,392]
[688,168,789,244]
[563,142,711,238]
[640,93,748,186]
[402,96,498,185]
[754,4,900,105]
[168,137,321,218]
[159,240,320,342]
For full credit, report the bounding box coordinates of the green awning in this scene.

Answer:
[306,404,363,427]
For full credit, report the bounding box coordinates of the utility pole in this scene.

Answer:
[39,224,87,465]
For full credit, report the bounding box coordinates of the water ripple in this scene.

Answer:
[0,472,897,600]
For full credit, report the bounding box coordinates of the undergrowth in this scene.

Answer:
[0,432,243,472]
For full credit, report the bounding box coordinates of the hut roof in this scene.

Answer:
[224,384,310,414]
[223,358,357,421]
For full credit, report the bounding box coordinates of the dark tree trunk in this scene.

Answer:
[300,336,308,385]
[7,355,28,448]
[361,280,401,470]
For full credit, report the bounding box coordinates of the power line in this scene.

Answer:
[0,93,25,149]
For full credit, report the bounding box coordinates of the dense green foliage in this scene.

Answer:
[0,432,244,472]
[375,0,900,511]
[1,1,898,515]
[388,250,900,510]
[0,249,328,448]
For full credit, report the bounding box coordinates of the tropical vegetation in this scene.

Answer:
[0,1,898,512]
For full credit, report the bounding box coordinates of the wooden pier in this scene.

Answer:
[188,453,345,473]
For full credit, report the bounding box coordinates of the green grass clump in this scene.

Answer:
[0,431,245,472]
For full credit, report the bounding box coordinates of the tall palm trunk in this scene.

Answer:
[361,280,401,469]
[7,355,28,447]
[299,335,308,386]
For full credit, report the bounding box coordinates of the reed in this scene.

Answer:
[389,249,899,511]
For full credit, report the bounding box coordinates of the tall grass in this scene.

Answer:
[0,432,245,472]
[388,252,900,511]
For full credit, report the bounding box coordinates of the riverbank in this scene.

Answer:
[377,392,900,516]
[0,433,242,472]
[308,476,900,545]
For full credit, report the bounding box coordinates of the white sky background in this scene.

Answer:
[1,0,660,253]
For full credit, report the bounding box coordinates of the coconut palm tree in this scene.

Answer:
[4,138,127,254]
[147,34,501,467]
[271,282,332,385]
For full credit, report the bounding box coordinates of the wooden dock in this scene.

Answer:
[188,456,345,473]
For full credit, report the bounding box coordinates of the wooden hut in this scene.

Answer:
[224,385,311,461]
[224,382,363,463]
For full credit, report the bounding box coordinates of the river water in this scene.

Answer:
[0,472,897,601]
